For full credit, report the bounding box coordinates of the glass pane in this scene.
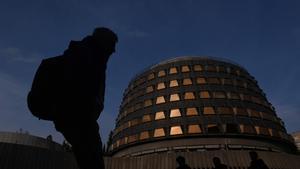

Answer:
[128,134,138,143]
[234,107,248,116]
[155,111,165,120]
[240,124,256,134]
[226,123,239,133]
[181,65,190,72]
[188,125,202,134]
[140,131,150,140]
[223,78,232,85]
[146,86,154,93]
[183,78,193,85]
[169,80,179,87]
[229,92,240,99]
[170,109,181,118]
[249,109,261,118]
[184,92,195,100]
[154,128,165,137]
[170,126,183,135]
[218,107,234,115]
[186,107,198,116]
[158,70,166,77]
[170,94,180,101]
[169,67,178,74]
[148,73,154,80]
[142,114,151,122]
[196,77,206,84]
[206,65,217,72]
[214,91,226,98]
[203,107,215,115]
[207,124,220,133]
[207,77,220,84]
[200,91,210,98]
[194,65,203,71]
[144,99,152,107]
[157,82,166,90]
[156,96,166,104]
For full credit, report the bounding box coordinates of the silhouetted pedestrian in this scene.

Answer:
[248,151,269,169]
[176,156,191,169]
[28,27,117,169]
[212,157,228,169]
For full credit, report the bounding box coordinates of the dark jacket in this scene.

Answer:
[50,36,109,128]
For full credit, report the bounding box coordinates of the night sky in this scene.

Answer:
[0,0,299,144]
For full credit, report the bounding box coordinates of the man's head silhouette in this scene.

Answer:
[92,27,118,55]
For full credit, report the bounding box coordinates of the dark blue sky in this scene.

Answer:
[0,0,299,144]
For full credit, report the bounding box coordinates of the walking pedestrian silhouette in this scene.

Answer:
[176,156,191,169]
[248,151,269,169]
[28,27,118,169]
[212,157,228,169]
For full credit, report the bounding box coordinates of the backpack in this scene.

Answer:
[27,56,64,121]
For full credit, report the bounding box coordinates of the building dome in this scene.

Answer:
[109,56,296,157]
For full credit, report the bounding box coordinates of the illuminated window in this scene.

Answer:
[196,77,206,84]
[181,65,190,72]
[200,91,210,98]
[169,67,178,74]
[240,124,256,134]
[120,137,128,145]
[207,124,220,133]
[228,92,240,99]
[184,92,195,100]
[142,114,151,122]
[206,65,216,72]
[203,107,215,115]
[170,109,181,118]
[170,126,183,135]
[129,119,139,127]
[234,107,248,116]
[222,78,233,85]
[169,80,179,87]
[217,107,234,115]
[148,73,154,80]
[127,106,134,113]
[207,77,220,84]
[236,70,240,76]
[154,128,165,137]
[186,107,198,116]
[194,65,203,71]
[248,109,261,118]
[158,70,166,77]
[225,123,239,133]
[188,125,202,134]
[157,82,166,90]
[213,91,226,98]
[156,96,166,104]
[155,111,165,120]
[144,99,152,107]
[146,86,154,93]
[170,94,180,101]
[128,134,138,143]
[140,131,150,140]
[183,78,193,85]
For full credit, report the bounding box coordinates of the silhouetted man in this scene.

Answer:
[48,27,117,169]
[212,157,228,169]
[176,156,191,169]
[248,151,269,169]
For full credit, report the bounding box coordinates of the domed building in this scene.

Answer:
[104,56,299,169]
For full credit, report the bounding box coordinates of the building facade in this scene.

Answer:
[105,56,299,169]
